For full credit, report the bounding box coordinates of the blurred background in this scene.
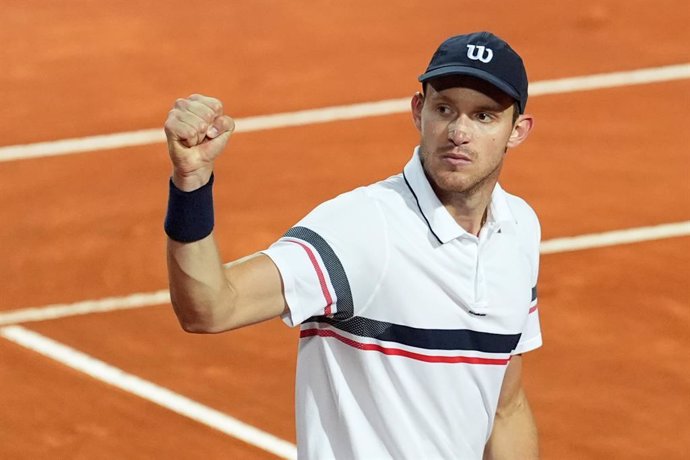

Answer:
[0,1,688,458]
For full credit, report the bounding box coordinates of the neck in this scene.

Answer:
[444,189,493,236]
[433,175,498,237]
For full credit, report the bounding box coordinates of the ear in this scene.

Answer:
[506,113,534,149]
[411,92,424,132]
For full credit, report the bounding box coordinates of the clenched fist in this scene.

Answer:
[164,94,235,191]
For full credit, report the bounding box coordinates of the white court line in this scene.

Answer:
[0,325,297,459]
[539,220,690,254]
[0,290,170,326]
[0,63,688,163]
[1,220,688,326]
[1,221,688,457]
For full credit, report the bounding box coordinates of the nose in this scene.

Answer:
[448,116,471,146]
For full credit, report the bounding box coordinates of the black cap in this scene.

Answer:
[418,31,528,113]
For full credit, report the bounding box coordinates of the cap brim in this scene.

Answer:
[418,66,521,106]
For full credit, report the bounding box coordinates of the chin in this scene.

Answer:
[430,171,475,195]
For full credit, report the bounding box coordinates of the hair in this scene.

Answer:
[511,102,520,124]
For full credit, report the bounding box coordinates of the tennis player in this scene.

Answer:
[164,31,541,459]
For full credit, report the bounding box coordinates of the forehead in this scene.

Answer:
[426,75,515,108]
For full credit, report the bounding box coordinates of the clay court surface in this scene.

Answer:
[1,1,689,458]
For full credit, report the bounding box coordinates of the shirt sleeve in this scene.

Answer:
[512,208,543,355]
[261,188,388,327]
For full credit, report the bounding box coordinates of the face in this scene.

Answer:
[411,76,533,201]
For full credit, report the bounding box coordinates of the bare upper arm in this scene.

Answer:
[496,354,527,416]
[484,356,539,459]
[222,252,288,330]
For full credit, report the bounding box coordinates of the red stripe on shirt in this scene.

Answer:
[285,239,333,316]
[529,305,538,314]
[300,328,510,365]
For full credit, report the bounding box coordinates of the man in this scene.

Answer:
[164,31,541,459]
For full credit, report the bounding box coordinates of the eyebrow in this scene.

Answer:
[429,93,507,112]
[474,103,507,113]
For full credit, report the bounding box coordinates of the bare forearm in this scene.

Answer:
[167,234,235,333]
[484,392,539,460]
[163,95,286,332]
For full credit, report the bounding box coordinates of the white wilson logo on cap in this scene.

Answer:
[466,45,493,63]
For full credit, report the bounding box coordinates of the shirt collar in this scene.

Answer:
[402,147,517,244]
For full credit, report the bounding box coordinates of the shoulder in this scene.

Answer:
[502,190,540,233]
[499,188,542,255]
[301,186,378,227]
[301,173,406,226]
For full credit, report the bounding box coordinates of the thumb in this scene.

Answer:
[205,115,235,140]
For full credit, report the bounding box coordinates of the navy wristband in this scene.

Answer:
[164,174,215,243]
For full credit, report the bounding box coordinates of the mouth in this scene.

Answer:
[441,150,472,166]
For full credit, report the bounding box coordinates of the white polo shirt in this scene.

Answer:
[262,148,542,459]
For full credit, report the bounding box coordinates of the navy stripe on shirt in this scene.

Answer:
[284,226,355,320]
[310,316,522,354]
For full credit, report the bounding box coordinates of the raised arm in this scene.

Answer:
[164,94,287,333]
[483,354,539,459]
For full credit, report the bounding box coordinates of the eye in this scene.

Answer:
[436,105,453,116]
[476,112,495,122]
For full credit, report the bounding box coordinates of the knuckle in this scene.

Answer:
[205,97,222,114]
[180,94,224,117]
[182,128,196,142]
[164,118,180,132]
[166,121,194,140]
[171,111,185,123]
